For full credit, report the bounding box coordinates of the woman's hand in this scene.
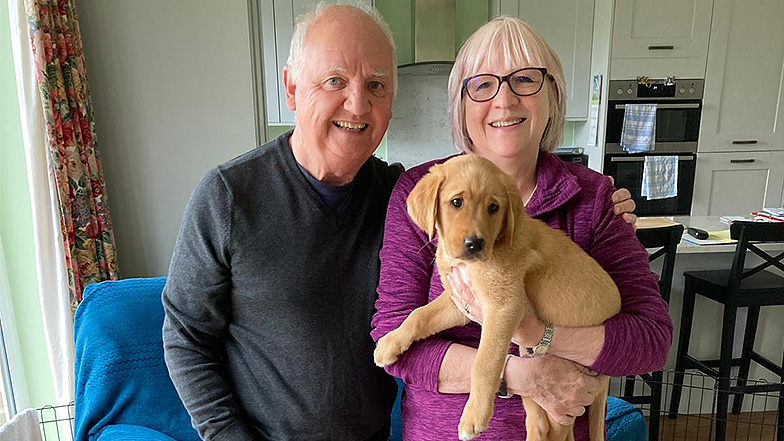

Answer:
[448,266,484,324]
[449,267,545,348]
[506,355,602,426]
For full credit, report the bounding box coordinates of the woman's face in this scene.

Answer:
[464,59,551,166]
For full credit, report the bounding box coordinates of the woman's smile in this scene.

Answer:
[488,117,527,128]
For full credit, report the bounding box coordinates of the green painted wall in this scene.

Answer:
[563,122,575,146]
[455,0,489,48]
[266,125,293,140]
[376,0,489,64]
[376,0,413,65]
[0,4,56,409]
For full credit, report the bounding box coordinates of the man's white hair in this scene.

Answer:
[286,1,398,97]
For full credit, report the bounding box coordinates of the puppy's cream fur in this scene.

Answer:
[374,155,621,441]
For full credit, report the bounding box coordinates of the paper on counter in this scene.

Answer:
[681,229,736,245]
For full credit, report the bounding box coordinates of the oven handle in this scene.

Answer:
[613,103,701,110]
[610,156,695,162]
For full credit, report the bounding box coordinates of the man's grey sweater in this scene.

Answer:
[162,133,401,440]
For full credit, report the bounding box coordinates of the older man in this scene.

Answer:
[163,5,400,441]
[163,3,636,441]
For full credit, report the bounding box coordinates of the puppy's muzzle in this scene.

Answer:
[462,236,485,260]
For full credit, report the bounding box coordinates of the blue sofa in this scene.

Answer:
[74,278,647,441]
[74,277,199,441]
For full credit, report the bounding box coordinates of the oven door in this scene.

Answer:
[603,153,696,216]
[605,101,702,153]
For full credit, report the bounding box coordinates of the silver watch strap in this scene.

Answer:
[523,324,553,358]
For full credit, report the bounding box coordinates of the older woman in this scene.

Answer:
[370,16,672,440]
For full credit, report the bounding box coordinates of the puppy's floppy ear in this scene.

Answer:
[499,187,525,248]
[407,165,445,239]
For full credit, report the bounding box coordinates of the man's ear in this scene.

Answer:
[282,65,297,111]
[406,165,445,240]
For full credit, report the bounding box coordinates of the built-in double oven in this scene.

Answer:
[603,79,704,216]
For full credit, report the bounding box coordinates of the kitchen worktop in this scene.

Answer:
[639,216,784,254]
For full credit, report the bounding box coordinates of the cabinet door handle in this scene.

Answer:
[730,158,756,164]
[732,140,758,145]
[648,45,674,50]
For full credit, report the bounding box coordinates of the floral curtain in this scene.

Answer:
[25,0,119,309]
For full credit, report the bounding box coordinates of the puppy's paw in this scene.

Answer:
[458,429,481,440]
[373,332,411,367]
[458,399,492,440]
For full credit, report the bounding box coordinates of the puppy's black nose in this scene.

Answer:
[463,236,485,255]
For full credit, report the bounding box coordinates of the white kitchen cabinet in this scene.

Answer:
[697,0,784,153]
[496,0,595,120]
[691,152,784,216]
[610,0,713,79]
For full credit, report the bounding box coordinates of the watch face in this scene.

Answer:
[533,345,548,356]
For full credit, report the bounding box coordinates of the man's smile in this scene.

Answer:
[333,120,369,132]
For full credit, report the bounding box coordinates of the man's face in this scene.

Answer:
[284,10,395,175]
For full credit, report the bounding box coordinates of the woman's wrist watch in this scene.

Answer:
[523,323,553,358]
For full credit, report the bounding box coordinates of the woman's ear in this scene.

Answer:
[406,165,445,240]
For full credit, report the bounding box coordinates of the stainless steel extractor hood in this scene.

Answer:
[398,0,456,75]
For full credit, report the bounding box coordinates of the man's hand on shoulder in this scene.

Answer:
[608,177,637,228]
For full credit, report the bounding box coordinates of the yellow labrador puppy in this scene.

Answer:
[374,155,621,441]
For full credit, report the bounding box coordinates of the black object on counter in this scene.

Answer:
[687,227,709,240]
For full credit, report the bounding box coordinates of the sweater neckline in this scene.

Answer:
[525,152,582,218]
[276,132,368,224]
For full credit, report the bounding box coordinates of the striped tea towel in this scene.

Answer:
[620,103,657,153]
[641,155,678,200]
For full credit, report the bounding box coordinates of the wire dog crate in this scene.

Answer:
[611,370,783,441]
[37,402,74,441]
[32,370,782,441]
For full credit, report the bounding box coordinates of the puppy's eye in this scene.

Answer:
[450,198,463,208]
[488,203,499,214]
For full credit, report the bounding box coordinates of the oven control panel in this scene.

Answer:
[610,79,704,101]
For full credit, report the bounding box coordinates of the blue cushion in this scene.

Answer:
[390,378,404,441]
[606,396,648,441]
[95,424,179,441]
[74,278,200,441]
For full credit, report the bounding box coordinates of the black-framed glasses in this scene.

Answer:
[462,67,549,102]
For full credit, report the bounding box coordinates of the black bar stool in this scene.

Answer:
[668,221,784,441]
[621,224,683,441]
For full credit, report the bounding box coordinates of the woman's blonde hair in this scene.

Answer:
[448,16,566,153]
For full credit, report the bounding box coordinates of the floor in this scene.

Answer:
[654,411,780,441]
